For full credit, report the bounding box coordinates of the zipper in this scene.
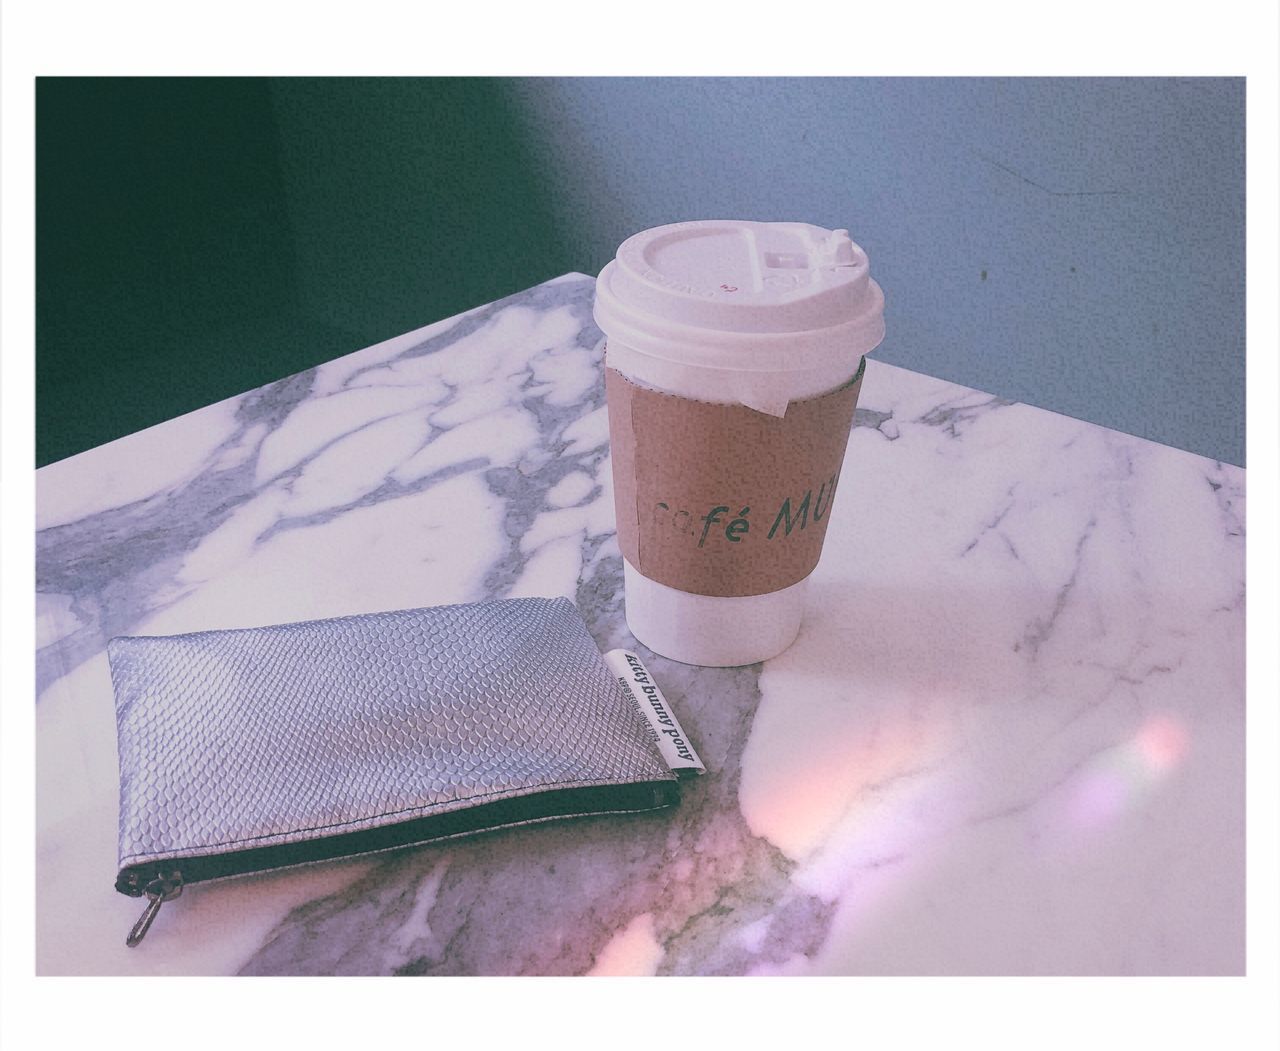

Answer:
[116,778,680,946]
[123,868,184,947]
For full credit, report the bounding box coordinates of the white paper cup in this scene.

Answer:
[595,220,885,666]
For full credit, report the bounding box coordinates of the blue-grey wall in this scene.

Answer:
[505,78,1245,465]
[38,78,1244,467]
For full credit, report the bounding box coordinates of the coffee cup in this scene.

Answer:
[594,220,885,666]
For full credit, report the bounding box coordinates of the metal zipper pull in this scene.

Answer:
[126,869,183,947]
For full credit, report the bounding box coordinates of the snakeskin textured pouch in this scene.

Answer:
[106,597,679,946]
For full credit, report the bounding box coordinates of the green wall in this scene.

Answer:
[36,77,574,466]
[40,78,296,465]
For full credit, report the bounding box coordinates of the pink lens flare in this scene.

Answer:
[1135,712,1191,771]
[1063,712,1191,833]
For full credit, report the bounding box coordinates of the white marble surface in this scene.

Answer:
[35,274,1245,975]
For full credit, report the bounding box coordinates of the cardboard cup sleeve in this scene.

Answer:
[606,360,865,599]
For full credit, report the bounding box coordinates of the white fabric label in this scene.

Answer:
[604,649,706,775]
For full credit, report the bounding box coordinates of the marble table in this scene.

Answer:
[35,274,1245,975]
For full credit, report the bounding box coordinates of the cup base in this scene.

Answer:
[622,561,806,667]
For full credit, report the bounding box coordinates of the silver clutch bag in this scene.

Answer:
[106,597,679,946]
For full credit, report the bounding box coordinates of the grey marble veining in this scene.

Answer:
[36,274,1245,975]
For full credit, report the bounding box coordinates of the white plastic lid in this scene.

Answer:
[594,219,885,370]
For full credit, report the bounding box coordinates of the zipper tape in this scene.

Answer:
[117,778,679,945]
